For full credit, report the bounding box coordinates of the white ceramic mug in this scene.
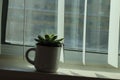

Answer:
[25,45,61,73]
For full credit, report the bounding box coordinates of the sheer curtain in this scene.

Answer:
[64,0,110,65]
[64,0,120,67]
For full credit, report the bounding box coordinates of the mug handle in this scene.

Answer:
[25,48,35,65]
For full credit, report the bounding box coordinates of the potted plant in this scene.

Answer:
[25,34,64,73]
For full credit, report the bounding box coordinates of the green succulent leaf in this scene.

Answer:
[45,34,50,40]
[56,38,64,42]
[38,35,44,41]
[35,34,64,47]
[50,34,54,38]
[51,35,57,41]
[34,39,40,42]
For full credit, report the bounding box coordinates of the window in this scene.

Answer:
[3,0,110,52]
[1,0,120,67]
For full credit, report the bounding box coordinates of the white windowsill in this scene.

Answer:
[0,55,119,80]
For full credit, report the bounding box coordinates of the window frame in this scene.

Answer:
[1,0,8,44]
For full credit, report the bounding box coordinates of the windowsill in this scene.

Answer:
[0,55,119,80]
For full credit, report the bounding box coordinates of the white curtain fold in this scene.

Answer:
[82,0,88,65]
[57,0,65,62]
[108,0,120,68]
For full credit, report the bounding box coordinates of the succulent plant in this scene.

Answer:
[35,34,64,47]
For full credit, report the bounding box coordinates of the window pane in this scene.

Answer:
[86,0,110,53]
[5,0,58,45]
[6,0,24,44]
[64,0,110,53]
[64,0,84,50]
[24,0,58,45]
